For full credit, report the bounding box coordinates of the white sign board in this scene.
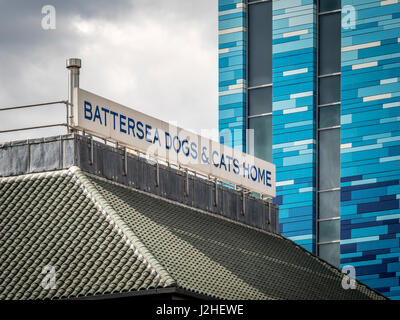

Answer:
[72,88,276,197]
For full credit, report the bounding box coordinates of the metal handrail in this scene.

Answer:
[0,100,70,135]
[0,123,68,134]
[0,100,68,111]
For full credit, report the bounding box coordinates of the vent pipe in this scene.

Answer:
[66,58,81,130]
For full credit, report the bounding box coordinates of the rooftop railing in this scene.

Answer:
[0,100,70,142]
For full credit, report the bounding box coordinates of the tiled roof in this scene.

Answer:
[0,167,384,300]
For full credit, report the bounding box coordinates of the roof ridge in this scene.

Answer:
[67,166,177,288]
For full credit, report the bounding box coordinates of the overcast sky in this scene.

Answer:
[0,0,218,142]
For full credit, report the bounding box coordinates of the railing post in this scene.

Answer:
[268,198,271,225]
[66,58,81,132]
[89,135,94,166]
[242,190,246,216]
[214,178,218,207]
[184,169,189,197]
[123,147,128,176]
[155,161,160,187]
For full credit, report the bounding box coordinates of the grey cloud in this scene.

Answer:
[0,0,134,49]
[0,0,218,143]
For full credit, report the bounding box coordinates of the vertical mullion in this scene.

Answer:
[315,0,320,256]
[317,0,342,265]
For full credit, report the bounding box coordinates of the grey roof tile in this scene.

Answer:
[0,167,385,300]
[85,172,384,300]
[0,170,171,299]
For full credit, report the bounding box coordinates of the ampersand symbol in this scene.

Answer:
[201,147,209,164]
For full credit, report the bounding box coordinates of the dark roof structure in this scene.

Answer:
[0,166,385,300]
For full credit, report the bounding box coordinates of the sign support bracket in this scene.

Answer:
[123,147,128,176]
[155,161,160,187]
[214,178,218,207]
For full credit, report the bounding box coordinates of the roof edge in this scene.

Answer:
[68,166,177,288]
[68,287,215,300]
[279,235,387,300]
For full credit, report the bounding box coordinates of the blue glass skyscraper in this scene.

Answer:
[218,0,400,299]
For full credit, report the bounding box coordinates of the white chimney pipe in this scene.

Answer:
[66,58,81,131]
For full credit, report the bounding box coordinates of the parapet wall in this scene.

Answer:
[0,134,279,234]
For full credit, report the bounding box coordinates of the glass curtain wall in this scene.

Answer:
[317,0,342,267]
[247,0,272,163]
